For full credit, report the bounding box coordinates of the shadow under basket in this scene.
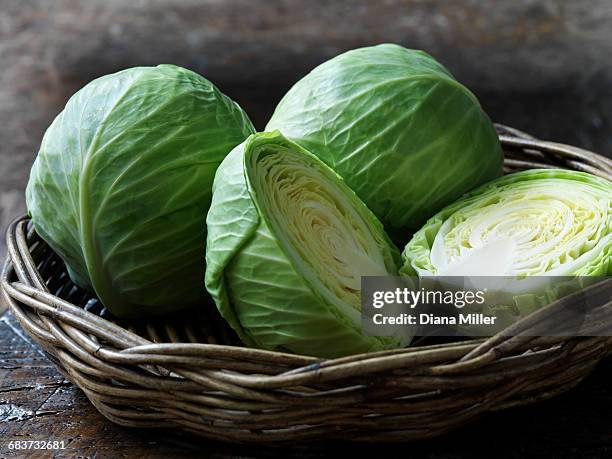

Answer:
[2,125,612,444]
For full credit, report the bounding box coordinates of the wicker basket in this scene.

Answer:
[2,125,612,444]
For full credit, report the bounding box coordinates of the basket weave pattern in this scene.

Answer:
[2,126,612,443]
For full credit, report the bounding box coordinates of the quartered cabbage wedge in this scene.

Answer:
[205,131,409,357]
[267,44,503,240]
[402,169,611,331]
[26,65,255,318]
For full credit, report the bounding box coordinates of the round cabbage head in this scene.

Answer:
[205,131,409,357]
[266,43,503,240]
[26,65,255,318]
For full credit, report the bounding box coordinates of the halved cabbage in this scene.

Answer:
[205,131,408,357]
[267,44,503,240]
[402,169,611,331]
[403,169,611,277]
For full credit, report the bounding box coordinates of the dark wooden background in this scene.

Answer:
[1,1,611,457]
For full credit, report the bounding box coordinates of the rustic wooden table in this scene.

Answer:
[1,309,611,459]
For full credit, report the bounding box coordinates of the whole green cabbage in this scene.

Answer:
[267,44,503,239]
[402,169,611,330]
[26,65,255,318]
[205,131,409,357]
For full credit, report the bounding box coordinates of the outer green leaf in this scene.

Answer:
[26,65,255,318]
[266,43,503,240]
[205,131,408,357]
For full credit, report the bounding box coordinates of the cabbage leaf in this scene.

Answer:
[267,44,503,239]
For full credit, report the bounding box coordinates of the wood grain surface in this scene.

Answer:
[1,310,611,459]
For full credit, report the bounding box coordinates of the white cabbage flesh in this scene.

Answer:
[252,149,390,311]
[422,178,610,277]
